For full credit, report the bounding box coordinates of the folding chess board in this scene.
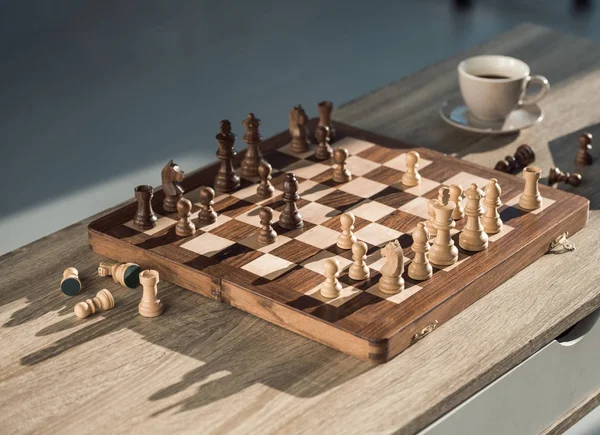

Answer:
[88,121,589,362]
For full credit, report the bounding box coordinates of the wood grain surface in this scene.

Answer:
[2,23,600,434]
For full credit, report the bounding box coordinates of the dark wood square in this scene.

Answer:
[362,166,403,185]
[315,190,364,212]
[370,186,417,208]
[357,144,404,164]
[270,239,321,264]
[210,219,257,242]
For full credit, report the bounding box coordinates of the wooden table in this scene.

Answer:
[2,24,600,434]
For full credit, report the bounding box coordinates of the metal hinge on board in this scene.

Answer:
[549,232,576,254]
[414,321,439,342]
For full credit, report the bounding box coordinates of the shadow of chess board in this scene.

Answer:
[89,121,589,363]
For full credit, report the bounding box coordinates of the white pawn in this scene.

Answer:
[449,184,464,220]
[482,178,503,234]
[337,212,357,249]
[349,241,370,281]
[459,183,489,252]
[379,240,404,294]
[408,223,432,281]
[321,258,342,298]
[425,200,437,238]
[402,151,421,187]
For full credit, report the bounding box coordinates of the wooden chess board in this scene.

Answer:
[88,121,589,363]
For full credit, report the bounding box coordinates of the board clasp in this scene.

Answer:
[414,320,439,342]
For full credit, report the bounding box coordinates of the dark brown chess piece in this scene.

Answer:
[197,187,217,224]
[494,144,536,173]
[548,167,582,187]
[133,185,157,230]
[317,100,335,142]
[333,148,351,183]
[575,133,593,166]
[241,113,263,178]
[256,161,275,198]
[175,198,196,236]
[258,206,277,244]
[314,125,333,161]
[289,105,310,153]
[161,160,185,212]
[214,120,241,192]
[279,173,303,230]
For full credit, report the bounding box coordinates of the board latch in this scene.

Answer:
[414,321,439,342]
[549,232,575,254]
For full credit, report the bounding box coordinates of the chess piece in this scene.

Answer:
[214,120,241,192]
[161,160,185,213]
[175,198,196,236]
[401,151,421,187]
[289,105,310,153]
[425,200,437,238]
[482,178,503,234]
[314,125,333,161]
[279,173,303,229]
[197,187,218,224]
[459,183,489,251]
[379,240,405,294]
[519,166,543,210]
[429,187,459,266]
[575,133,593,166]
[494,144,536,173]
[549,167,582,187]
[74,289,115,319]
[241,113,263,178]
[60,267,81,296]
[320,258,342,298]
[333,148,351,183]
[337,212,357,249]
[349,241,370,281]
[138,269,164,317]
[133,185,157,230]
[317,100,335,142]
[258,206,277,244]
[449,184,464,220]
[257,161,275,198]
[98,261,141,289]
[408,222,432,281]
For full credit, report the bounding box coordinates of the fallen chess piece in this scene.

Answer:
[61,267,82,296]
[494,144,535,174]
[139,269,164,318]
[74,289,115,319]
[575,133,593,166]
[549,167,582,187]
[98,261,141,289]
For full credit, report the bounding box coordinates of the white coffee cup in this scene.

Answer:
[458,55,550,121]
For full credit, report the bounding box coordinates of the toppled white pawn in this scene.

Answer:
[408,223,432,281]
[482,178,503,234]
[74,289,115,319]
[337,212,357,249]
[401,151,421,187]
[321,258,342,298]
[349,241,370,281]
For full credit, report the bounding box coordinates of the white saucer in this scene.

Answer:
[440,95,544,134]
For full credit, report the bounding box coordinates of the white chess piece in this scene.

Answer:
[379,240,404,294]
[321,258,342,298]
[429,187,459,266]
[349,241,370,281]
[337,212,357,249]
[482,178,503,234]
[401,151,421,187]
[519,166,542,210]
[425,199,437,238]
[459,183,489,252]
[449,184,464,220]
[408,222,432,281]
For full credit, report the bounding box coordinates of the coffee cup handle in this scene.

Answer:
[519,75,550,106]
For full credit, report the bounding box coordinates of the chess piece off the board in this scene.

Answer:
[317,100,335,141]
[333,148,351,183]
[133,185,158,230]
[337,212,357,249]
[576,133,593,166]
[138,270,164,317]
[161,160,185,213]
[257,161,275,198]
[519,166,543,210]
[429,187,458,266]
[459,183,489,252]
[214,120,241,193]
[408,223,432,281]
[494,144,535,174]
[60,267,81,296]
[289,105,310,153]
[241,113,263,178]
[314,125,333,161]
[482,178,503,234]
[98,261,141,289]
[349,241,370,281]
[379,240,404,294]
[320,258,342,299]
[401,151,421,187]
[279,173,304,229]
[176,198,196,236]
[548,167,582,187]
[197,187,218,225]
[258,206,277,244]
[449,184,464,220]
[74,289,115,319]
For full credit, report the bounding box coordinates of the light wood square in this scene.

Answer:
[488,224,515,242]
[298,180,336,201]
[398,196,431,220]
[283,160,330,179]
[442,171,490,191]
[339,177,387,198]
[344,155,381,176]
[504,195,556,215]
[230,184,282,203]
[400,177,441,196]
[332,137,376,155]
[181,232,235,257]
[349,200,396,222]
[277,143,315,159]
[301,251,353,275]
[354,223,402,247]
[124,215,176,236]
[192,213,231,232]
[365,282,423,304]
[185,187,229,204]
[298,202,340,225]
[295,225,340,249]
[305,283,362,307]
[382,153,433,171]
[238,233,292,253]
[241,253,295,280]
[235,206,281,228]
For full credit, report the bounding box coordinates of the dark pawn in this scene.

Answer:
[241,113,263,178]
[175,198,196,237]
[576,133,593,166]
[548,167,582,187]
[279,173,303,230]
[197,187,217,224]
[333,148,351,183]
[494,144,535,173]
[258,206,277,244]
[317,101,335,142]
[314,125,333,161]
[133,185,157,230]
[257,161,275,198]
[214,120,241,193]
